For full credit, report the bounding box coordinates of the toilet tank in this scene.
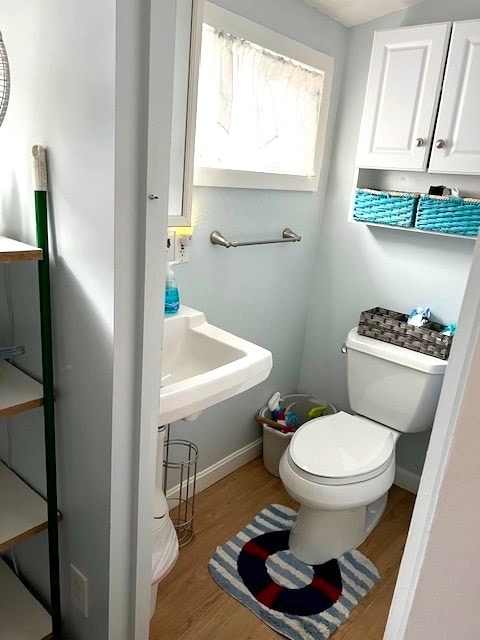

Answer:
[345,328,448,433]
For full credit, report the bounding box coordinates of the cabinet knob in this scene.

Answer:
[435,139,446,149]
[415,137,425,147]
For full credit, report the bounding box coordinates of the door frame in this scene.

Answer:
[109,0,177,637]
[129,0,177,636]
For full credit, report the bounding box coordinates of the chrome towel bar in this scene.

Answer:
[210,228,301,248]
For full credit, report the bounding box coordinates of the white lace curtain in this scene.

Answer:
[195,24,325,177]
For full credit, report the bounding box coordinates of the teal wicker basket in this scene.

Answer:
[353,188,419,228]
[416,195,480,237]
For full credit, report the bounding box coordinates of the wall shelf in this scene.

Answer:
[352,219,477,240]
[0,560,52,640]
[0,360,44,418]
[0,235,43,263]
[348,167,480,241]
[0,462,50,552]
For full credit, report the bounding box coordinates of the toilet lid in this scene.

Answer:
[289,411,395,481]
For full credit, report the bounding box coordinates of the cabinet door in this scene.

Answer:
[356,23,450,171]
[429,20,480,175]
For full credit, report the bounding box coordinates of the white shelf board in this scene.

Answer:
[0,235,42,263]
[0,462,48,552]
[351,218,477,240]
[0,560,52,640]
[0,360,44,418]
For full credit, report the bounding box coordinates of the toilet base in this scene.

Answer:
[365,492,388,535]
[289,492,388,565]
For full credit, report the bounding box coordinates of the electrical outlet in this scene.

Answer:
[166,230,176,263]
[175,233,192,264]
[71,564,88,617]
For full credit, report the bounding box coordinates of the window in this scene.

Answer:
[193,3,334,191]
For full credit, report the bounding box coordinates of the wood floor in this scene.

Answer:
[150,458,415,640]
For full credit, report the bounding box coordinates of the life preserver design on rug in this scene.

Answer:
[237,529,343,616]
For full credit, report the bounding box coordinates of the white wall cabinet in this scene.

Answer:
[356,19,480,176]
[429,20,480,175]
[356,23,451,171]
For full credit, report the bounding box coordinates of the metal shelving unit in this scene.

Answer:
[0,358,44,417]
[0,559,52,640]
[0,219,62,637]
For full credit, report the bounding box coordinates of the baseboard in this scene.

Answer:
[166,438,263,500]
[166,447,420,498]
[394,465,420,495]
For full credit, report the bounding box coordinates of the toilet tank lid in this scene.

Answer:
[346,328,448,375]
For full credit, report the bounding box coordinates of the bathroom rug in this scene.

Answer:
[208,504,379,640]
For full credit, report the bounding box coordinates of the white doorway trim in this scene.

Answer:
[128,1,176,637]
[384,237,480,638]
[109,1,173,638]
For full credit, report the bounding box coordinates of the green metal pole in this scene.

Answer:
[33,146,62,639]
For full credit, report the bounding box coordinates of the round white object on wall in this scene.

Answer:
[0,32,10,127]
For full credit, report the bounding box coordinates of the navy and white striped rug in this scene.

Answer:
[209,504,379,640]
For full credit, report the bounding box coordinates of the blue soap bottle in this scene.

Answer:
[165,265,180,315]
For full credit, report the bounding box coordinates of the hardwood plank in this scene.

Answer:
[0,235,43,262]
[0,360,44,418]
[0,560,52,639]
[0,462,49,552]
[341,570,400,640]
[151,457,414,640]
[331,489,414,640]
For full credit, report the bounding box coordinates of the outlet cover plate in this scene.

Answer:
[167,230,176,263]
[71,564,88,617]
[175,233,192,264]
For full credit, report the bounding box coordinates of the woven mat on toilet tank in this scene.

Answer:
[208,504,379,640]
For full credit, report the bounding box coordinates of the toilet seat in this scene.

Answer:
[289,411,396,486]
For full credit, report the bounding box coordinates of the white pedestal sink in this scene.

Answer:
[152,306,272,618]
[159,306,273,425]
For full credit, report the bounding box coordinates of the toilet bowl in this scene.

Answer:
[279,411,398,564]
[279,327,447,565]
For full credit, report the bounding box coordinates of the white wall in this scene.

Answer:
[403,334,480,638]
[0,2,116,638]
[383,224,480,639]
[404,341,480,640]
[299,0,480,477]
[171,0,349,472]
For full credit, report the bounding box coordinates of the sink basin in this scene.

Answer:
[159,306,272,425]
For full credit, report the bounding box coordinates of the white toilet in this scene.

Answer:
[279,327,447,565]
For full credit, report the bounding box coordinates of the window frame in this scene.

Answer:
[193,2,334,192]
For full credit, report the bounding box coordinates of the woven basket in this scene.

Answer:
[353,188,419,228]
[358,307,452,360]
[416,195,480,236]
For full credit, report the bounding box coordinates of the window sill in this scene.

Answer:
[193,167,320,192]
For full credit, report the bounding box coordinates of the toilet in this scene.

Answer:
[279,327,447,565]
